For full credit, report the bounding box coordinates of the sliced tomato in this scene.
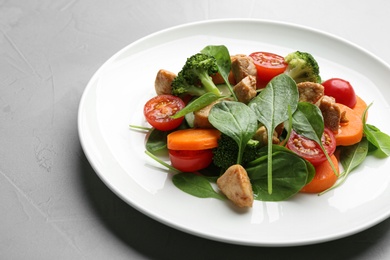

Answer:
[143,95,185,131]
[287,128,336,166]
[322,78,357,108]
[249,52,288,87]
[169,149,214,172]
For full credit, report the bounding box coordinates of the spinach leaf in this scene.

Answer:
[248,74,299,194]
[292,102,324,141]
[364,124,390,156]
[273,144,316,185]
[292,102,338,174]
[280,106,293,147]
[171,92,219,119]
[304,158,316,185]
[208,100,258,164]
[362,103,390,156]
[200,45,237,101]
[320,137,369,194]
[247,145,314,194]
[340,137,369,173]
[246,150,309,201]
[145,128,168,153]
[172,172,225,200]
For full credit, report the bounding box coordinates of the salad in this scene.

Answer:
[132,45,390,209]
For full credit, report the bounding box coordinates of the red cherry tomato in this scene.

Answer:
[249,52,288,86]
[287,128,336,166]
[168,149,214,172]
[322,78,357,108]
[143,95,185,131]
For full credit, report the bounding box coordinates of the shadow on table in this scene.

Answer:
[78,150,390,260]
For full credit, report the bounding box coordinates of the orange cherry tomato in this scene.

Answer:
[300,154,339,193]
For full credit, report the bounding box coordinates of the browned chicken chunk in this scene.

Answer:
[154,69,176,95]
[217,164,254,208]
[233,75,257,104]
[318,95,341,133]
[253,126,280,146]
[193,101,218,128]
[297,82,324,104]
[231,54,257,83]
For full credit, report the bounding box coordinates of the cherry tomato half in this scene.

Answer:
[249,52,288,87]
[169,149,214,172]
[322,78,357,108]
[287,128,336,166]
[143,94,185,131]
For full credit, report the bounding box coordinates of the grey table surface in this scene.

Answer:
[1,0,390,259]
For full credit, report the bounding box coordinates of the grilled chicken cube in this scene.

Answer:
[193,101,218,128]
[253,126,281,146]
[154,69,176,95]
[217,164,254,208]
[318,95,341,133]
[231,54,257,83]
[297,81,324,104]
[233,75,257,104]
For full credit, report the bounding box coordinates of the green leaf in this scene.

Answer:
[208,100,258,164]
[172,173,225,200]
[246,150,309,201]
[292,102,338,174]
[362,103,390,156]
[340,137,369,174]
[249,74,299,129]
[304,159,316,185]
[248,74,299,194]
[364,124,390,156]
[320,138,369,194]
[145,128,168,153]
[171,92,220,119]
[292,102,324,143]
[200,45,237,101]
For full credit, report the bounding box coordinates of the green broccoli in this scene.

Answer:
[212,134,262,171]
[284,51,321,83]
[171,53,221,97]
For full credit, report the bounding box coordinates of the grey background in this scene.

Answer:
[1,0,390,259]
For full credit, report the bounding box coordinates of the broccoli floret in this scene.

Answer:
[284,51,321,83]
[212,134,262,171]
[171,53,221,97]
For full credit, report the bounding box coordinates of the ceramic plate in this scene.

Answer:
[78,19,390,246]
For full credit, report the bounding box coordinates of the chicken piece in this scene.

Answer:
[297,82,324,104]
[233,75,257,104]
[217,164,254,208]
[211,71,236,85]
[318,95,341,133]
[193,100,218,128]
[154,69,176,95]
[231,54,257,83]
[253,126,280,146]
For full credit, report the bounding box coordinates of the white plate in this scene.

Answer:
[78,19,390,246]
